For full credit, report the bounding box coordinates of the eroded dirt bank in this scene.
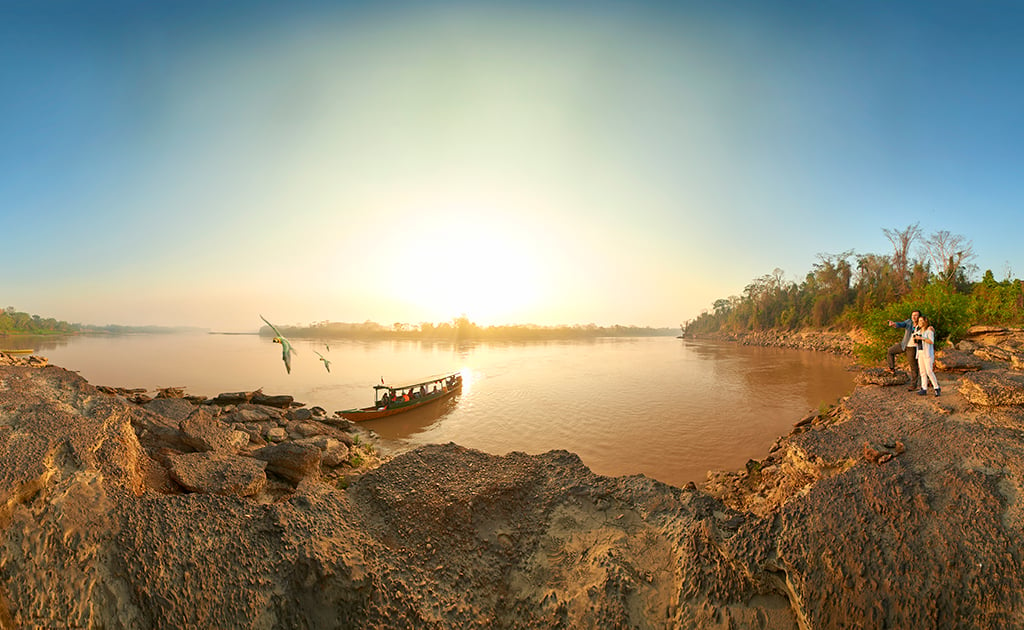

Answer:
[2,336,1024,628]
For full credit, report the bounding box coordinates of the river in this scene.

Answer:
[16,333,855,487]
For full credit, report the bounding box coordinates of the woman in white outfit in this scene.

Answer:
[915,315,940,396]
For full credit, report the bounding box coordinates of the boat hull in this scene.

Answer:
[340,380,462,421]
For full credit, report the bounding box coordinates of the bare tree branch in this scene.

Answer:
[883,223,922,293]
[922,230,977,284]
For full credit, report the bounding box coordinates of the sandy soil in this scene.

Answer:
[2,348,1024,628]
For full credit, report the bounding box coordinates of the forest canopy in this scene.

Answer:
[0,307,77,335]
[683,225,1023,361]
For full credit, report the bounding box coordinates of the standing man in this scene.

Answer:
[886,310,921,391]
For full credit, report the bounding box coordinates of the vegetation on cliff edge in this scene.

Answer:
[683,224,1024,362]
[0,306,77,335]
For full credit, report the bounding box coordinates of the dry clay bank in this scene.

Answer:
[2,326,1024,628]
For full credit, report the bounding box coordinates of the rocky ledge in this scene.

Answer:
[690,325,1024,364]
[2,338,1024,628]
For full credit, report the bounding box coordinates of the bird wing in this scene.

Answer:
[312,350,331,372]
[263,316,297,374]
[259,314,285,338]
[282,344,292,373]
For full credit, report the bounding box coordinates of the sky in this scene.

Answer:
[2,1,1022,332]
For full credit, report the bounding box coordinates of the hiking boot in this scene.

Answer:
[917,389,927,396]
[935,389,941,397]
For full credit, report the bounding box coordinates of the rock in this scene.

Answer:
[975,346,1013,362]
[131,407,194,452]
[235,403,285,420]
[266,427,288,442]
[963,326,1024,344]
[295,421,324,437]
[296,436,350,467]
[155,386,186,399]
[144,397,198,422]
[862,442,883,463]
[179,408,249,452]
[327,416,356,431]
[286,408,313,422]
[211,391,252,405]
[958,371,1024,406]
[0,352,49,367]
[934,349,982,372]
[251,391,295,408]
[164,451,267,496]
[310,406,327,418]
[252,442,321,484]
[794,411,817,427]
[231,408,273,424]
[10,355,1024,629]
[862,441,905,464]
[856,367,911,386]
[1013,354,1024,371]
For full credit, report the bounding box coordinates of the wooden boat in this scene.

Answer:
[339,372,463,421]
[0,349,34,354]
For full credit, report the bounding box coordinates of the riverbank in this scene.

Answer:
[2,330,1024,627]
[686,328,858,355]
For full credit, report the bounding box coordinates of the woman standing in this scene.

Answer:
[915,315,941,396]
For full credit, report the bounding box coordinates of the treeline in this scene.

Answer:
[0,306,77,335]
[1,306,209,336]
[683,225,1024,361]
[262,317,675,341]
[79,324,209,334]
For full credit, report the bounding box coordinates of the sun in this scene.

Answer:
[387,206,546,324]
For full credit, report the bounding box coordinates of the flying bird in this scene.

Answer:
[314,350,331,373]
[260,315,296,374]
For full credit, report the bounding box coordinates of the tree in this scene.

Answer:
[922,230,976,288]
[883,223,922,294]
[853,252,897,311]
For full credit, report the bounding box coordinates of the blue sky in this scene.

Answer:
[2,1,1022,330]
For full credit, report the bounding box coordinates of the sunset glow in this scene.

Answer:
[2,2,1022,331]
[382,203,546,325]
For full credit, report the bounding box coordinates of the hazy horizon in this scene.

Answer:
[49,316,677,333]
[4,1,1023,332]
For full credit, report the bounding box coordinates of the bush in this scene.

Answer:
[910,283,972,344]
[853,284,971,363]
[970,272,1024,326]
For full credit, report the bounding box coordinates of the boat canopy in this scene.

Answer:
[373,372,460,392]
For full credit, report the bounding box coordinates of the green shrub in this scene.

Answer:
[970,272,1024,325]
[853,284,971,363]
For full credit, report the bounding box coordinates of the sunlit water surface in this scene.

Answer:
[26,334,855,486]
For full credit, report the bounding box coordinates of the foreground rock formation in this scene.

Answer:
[2,337,1024,628]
